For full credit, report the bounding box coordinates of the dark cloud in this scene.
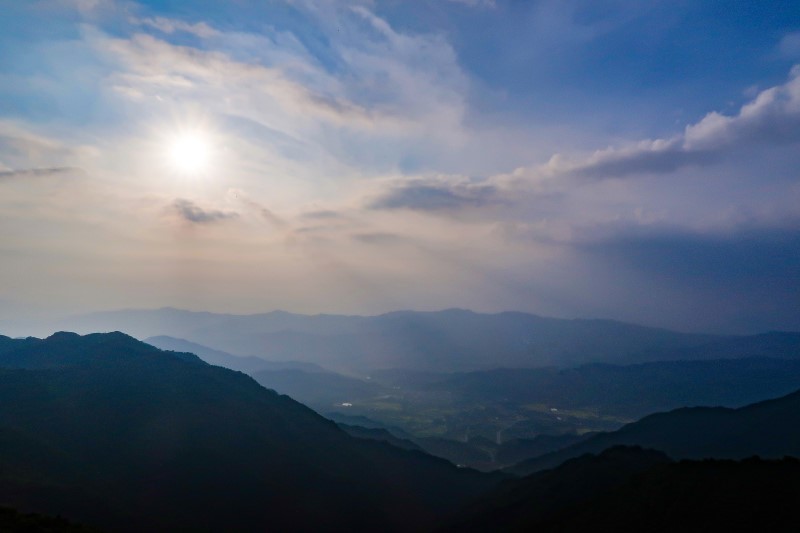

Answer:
[369,181,500,211]
[171,199,238,224]
[0,167,79,180]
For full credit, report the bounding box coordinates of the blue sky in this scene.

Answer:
[0,0,799,333]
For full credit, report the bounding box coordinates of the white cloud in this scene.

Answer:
[131,16,220,38]
[357,64,800,254]
[523,65,800,182]
[684,65,800,149]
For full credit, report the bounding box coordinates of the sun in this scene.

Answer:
[167,130,212,174]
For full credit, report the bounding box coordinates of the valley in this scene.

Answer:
[140,320,800,471]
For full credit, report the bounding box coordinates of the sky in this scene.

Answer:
[0,0,799,333]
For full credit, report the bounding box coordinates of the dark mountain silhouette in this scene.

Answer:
[444,446,671,531]
[445,447,800,532]
[324,411,409,432]
[337,423,423,452]
[494,435,591,466]
[0,332,498,532]
[510,387,800,476]
[0,507,98,532]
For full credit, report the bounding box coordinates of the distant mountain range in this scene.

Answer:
[13,307,800,372]
[145,335,326,374]
[0,332,497,532]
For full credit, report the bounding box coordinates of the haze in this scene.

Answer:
[1,0,799,334]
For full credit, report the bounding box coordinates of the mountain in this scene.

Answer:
[0,507,97,532]
[510,387,800,476]
[19,307,794,372]
[331,358,800,470]
[337,423,423,452]
[494,435,591,466]
[445,447,800,532]
[144,335,326,374]
[444,446,672,531]
[147,336,394,417]
[0,332,498,532]
[13,307,800,373]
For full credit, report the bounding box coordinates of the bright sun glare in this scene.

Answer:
[168,131,211,174]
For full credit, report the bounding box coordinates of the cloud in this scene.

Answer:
[368,177,501,211]
[561,138,715,179]
[226,189,286,228]
[0,167,79,180]
[170,199,238,224]
[360,64,800,219]
[96,7,467,141]
[684,67,800,148]
[98,31,378,129]
[558,65,800,180]
[131,16,220,38]
[62,3,488,186]
[4,1,800,333]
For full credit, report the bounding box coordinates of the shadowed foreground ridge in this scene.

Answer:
[0,332,497,532]
[0,506,97,532]
[445,447,800,532]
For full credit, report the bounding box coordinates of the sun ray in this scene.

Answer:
[167,130,212,175]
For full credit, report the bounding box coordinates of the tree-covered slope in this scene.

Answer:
[510,387,800,476]
[0,332,497,532]
[446,447,800,532]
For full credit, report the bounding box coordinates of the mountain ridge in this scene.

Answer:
[509,386,800,476]
[0,331,499,532]
[12,308,798,373]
